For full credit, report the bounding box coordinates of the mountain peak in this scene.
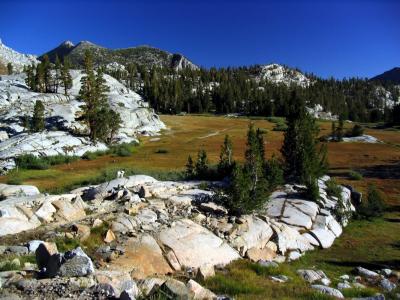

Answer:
[60,40,74,48]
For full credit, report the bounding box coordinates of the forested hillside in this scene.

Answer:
[105,63,400,123]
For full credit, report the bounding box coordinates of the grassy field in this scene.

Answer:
[1,114,400,299]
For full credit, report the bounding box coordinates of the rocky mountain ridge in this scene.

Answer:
[40,40,199,71]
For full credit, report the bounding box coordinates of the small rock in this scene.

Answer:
[246,247,276,262]
[337,281,351,289]
[199,202,228,215]
[92,218,104,228]
[311,285,344,298]
[161,279,190,299]
[58,247,95,277]
[6,246,28,256]
[258,260,278,268]
[187,279,217,299]
[353,282,366,289]
[71,224,91,241]
[270,275,289,283]
[339,274,350,280]
[355,266,379,278]
[297,269,329,283]
[320,277,331,286]
[26,240,45,253]
[380,268,392,277]
[197,264,215,280]
[104,229,116,243]
[380,278,396,292]
[288,251,302,261]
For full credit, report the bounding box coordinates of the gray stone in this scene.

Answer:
[5,246,28,255]
[161,279,191,299]
[380,278,396,292]
[58,247,94,277]
[158,219,240,269]
[270,275,289,283]
[258,260,279,268]
[311,285,344,298]
[356,266,379,278]
[297,269,329,283]
[26,240,44,253]
[337,281,352,289]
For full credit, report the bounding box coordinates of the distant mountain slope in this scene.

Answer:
[40,40,199,71]
[0,39,39,73]
[371,67,400,84]
[255,63,311,87]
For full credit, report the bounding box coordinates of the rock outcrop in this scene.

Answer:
[0,70,166,172]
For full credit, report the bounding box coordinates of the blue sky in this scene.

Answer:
[0,0,399,78]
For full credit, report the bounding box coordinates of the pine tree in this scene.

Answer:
[61,57,72,96]
[337,115,344,141]
[185,155,195,178]
[24,64,36,90]
[218,135,234,177]
[195,149,209,179]
[7,63,13,75]
[265,154,284,190]
[225,124,269,215]
[281,91,328,189]
[32,100,45,132]
[41,55,52,93]
[331,121,336,141]
[79,51,120,143]
[54,55,61,93]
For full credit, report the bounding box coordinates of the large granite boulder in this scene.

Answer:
[158,219,240,269]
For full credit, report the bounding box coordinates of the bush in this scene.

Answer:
[346,124,364,137]
[357,185,386,219]
[109,143,133,157]
[15,154,79,170]
[325,179,342,199]
[348,170,363,180]
[305,178,320,202]
[155,149,168,154]
[15,154,49,170]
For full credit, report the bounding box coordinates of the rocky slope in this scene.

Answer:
[0,70,165,171]
[0,174,359,299]
[255,63,311,87]
[0,39,39,74]
[40,40,199,71]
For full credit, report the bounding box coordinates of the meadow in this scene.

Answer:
[1,114,400,299]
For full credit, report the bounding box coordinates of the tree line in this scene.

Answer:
[104,64,399,123]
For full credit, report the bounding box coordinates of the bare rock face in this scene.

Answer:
[158,219,240,269]
[230,215,274,255]
[107,234,172,279]
[0,70,166,172]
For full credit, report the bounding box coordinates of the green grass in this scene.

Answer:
[0,254,36,271]
[203,260,335,300]
[54,236,81,253]
[348,170,363,180]
[341,287,378,298]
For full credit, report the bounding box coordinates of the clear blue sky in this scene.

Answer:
[0,0,398,78]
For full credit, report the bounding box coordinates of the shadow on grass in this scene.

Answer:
[324,259,400,270]
[359,161,400,180]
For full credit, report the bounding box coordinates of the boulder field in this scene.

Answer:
[0,174,359,299]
